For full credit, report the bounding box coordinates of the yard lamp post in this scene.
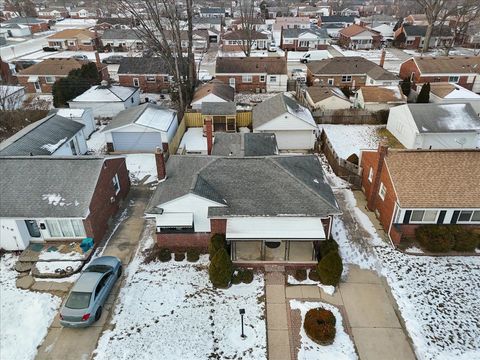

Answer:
[239,308,246,339]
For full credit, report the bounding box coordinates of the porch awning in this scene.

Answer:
[27,76,39,82]
[156,213,193,227]
[226,217,325,240]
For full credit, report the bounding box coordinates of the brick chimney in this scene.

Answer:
[379,48,386,68]
[95,51,101,67]
[205,117,213,155]
[155,147,166,181]
[367,140,388,212]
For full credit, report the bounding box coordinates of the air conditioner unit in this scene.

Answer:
[110,196,115,203]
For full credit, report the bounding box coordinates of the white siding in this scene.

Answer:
[52,132,88,155]
[270,130,316,150]
[418,132,479,150]
[0,219,31,250]
[307,94,351,110]
[191,93,228,109]
[386,105,418,148]
[266,74,288,92]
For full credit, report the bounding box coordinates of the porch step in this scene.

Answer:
[264,265,285,273]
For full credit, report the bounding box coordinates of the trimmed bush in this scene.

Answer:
[209,247,233,288]
[294,269,307,281]
[319,239,339,258]
[453,229,479,252]
[304,308,336,345]
[240,269,254,284]
[231,270,242,285]
[317,250,343,286]
[174,252,185,261]
[308,269,320,282]
[416,225,454,253]
[209,233,226,259]
[186,249,200,262]
[158,248,172,262]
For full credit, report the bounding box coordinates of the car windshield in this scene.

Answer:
[84,265,112,273]
[65,292,91,309]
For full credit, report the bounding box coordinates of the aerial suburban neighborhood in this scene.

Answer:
[0,0,480,359]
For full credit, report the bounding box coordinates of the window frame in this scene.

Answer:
[45,219,85,238]
[146,75,156,83]
[327,78,334,85]
[45,76,56,84]
[259,75,266,82]
[378,182,386,200]
[112,173,121,195]
[410,210,439,223]
[133,78,139,87]
[457,210,480,223]
[341,75,352,83]
[448,75,459,83]
[269,75,277,83]
[242,75,253,83]
[368,167,373,183]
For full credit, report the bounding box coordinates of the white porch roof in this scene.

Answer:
[226,217,325,240]
[156,212,193,227]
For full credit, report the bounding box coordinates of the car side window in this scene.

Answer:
[94,272,112,299]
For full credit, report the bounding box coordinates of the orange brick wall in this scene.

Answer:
[215,75,266,92]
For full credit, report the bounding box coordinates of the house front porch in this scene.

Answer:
[231,240,318,263]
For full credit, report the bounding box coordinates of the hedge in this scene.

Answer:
[209,233,226,259]
[208,247,233,288]
[317,250,343,286]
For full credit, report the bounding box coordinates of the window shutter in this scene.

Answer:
[403,210,411,224]
[437,211,446,224]
[451,211,460,224]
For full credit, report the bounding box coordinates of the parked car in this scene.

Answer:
[268,43,277,52]
[102,55,124,64]
[72,54,88,61]
[43,46,58,52]
[59,256,122,328]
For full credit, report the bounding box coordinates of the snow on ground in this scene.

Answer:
[125,154,157,184]
[179,127,209,153]
[320,125,382,159]
[287,270,335,295]
[94,235,266,360]
[86,125,106,154]
[332,45,399,61]
[34,261,83,275]
[0,254,61,360]
[403,47,477,57]
[290,300,357,360]
[38,250,84,261]
[235,92,279,106]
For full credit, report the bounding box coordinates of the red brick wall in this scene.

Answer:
[215,75,266,92]
[17,76,64,93]
[307,73,366,88]
[84,158,130,243]
[156,232,211,251]
[30,23,49,33]
[281,42,327,51]
[118,75,170,92]
[399,59,419,83]
[210,219,227,234]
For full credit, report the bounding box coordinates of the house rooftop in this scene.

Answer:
[320,15,355,23]
[212,132,278,157]
[402,24,452,37]
[222,29,269,40]
[339,24,378,37]
[192,81,235,103]
[16,58,85,76]
[70,84,138,103]
[101,29,140,40]
[282,27,329,38]
[2,17,47,24]
[48,28,96,39]
[410,56,480,74]
[201,102,236,116]
[306,86,350,103]
[360,86,407,103]
[117,57,169,75]
[215,57,287,75]
[428,83,480,99]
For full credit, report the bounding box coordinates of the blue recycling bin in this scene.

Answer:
[80,237,94,253]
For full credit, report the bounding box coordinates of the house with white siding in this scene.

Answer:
[50,108,96,138]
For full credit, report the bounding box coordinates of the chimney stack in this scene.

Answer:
[379,48,386,68]
[205,117,213,155]
[367,140,388,212]
[155,147,166,181]
[95,51,101,67]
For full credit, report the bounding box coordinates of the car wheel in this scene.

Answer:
[117,265,122,278]
[95,307,102,322]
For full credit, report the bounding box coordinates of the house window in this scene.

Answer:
[457,210,480,223]
[112,174,121,195]
[341,75,352,82]
[299,40,309,47]
[146,76,156,83]
[378,182,386,200]
[406,39,414,45]
[368,167,373,182]
[45,219,85,238]
[68,41,75,46]
[69,139,78,155]
[448,76,459,83]
[411,210,438,223]
[133,78,140,87]
[242,75,252,83]
[260,75,266,82]
[269,76,277,83]
[163,76,169,82]
[45,76,55,84]
[327,78,334,85]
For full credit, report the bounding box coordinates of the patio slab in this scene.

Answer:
[319,287,344,306]
[285,286,303,299]
[267,303,288,330]
[344,264,382,284]
[352,327,416,360]
[299,285,321,299]
[266,285,285,304]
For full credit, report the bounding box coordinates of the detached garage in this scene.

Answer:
[103,103,178,153]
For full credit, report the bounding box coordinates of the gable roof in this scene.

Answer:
[216,57,287,75]
[405,103,480,133]
[201,102,236,116]
[306,86,350,103]
[0,114,84,156]
[320,15,355,23]
[282,27,329,39]
[339,24,378,37]
[117,57,169,75]
[102,103,176,132]
[17,58,84,76]
[48,28,96,40]
[101,28,140,40]
[253,93,316,129]
[402,24,452,37]
[212,132,278,157]
[2,17,47,24]
[359,86,406,103]
[410,56,480,74]
[200,7,225,14]
[0,156,111,218]
[70,84,138,103]
[147,155,340,217]
[428,82,480,99]
[222,29,269,40]
[384,150,480,208]
[192,81,235,103]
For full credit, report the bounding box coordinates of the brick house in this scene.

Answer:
[398,56,480,92]
[15,58,108,94]
[393,24,453,50]
[280,27,330,51]
[359,146,480,246]
[101,29,143,51]
[338,24,382,50]
[0,156,130,251]
[306,56,399,88]
[215,56,288,92]
[0,17,49,33]
[118,57,172,92]
[221,29,271,52]
[146,151,341,263]
[47,29,99,51]
[37,8,69,19]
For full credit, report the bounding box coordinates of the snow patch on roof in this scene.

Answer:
[135,107,176,131]
[40,137,67,153]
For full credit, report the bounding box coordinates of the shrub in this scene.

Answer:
[308,269,320,282]
[158,248,172,262]
[319,239,339,259]
[294,269,307,281]
[416,82,430,103]
[240,269,254,284]
[304,308,336,345]
[416,225,454,253]
[231,270,242,285]
[174,252,185,261]
[209,247,233,288]
[452,229,479,252]
[186,249,200,262]
[317,250,343,286]
[208,233,226,259]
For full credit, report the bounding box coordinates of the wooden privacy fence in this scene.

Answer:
[168,117,187,155]
[313,108,386,125]
[184,110,252,128]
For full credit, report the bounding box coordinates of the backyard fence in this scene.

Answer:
[313,109,386,125]
[168,117,187,155]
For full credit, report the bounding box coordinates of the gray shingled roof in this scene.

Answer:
[101,29,141,40]
[282,28,329,39]
[201,102,236,115]
[0,157,107,218]
[117,57,169,75]
[147,155,340,217]
[0,115,84,156]
[320,15,355,23]
[403,24,452,37]
[211,133,278,157]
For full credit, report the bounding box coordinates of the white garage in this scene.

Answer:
[112,132,162,152]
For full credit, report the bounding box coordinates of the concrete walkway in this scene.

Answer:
[35,186,152,360]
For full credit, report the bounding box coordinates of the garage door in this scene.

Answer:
[112,132,162,152]
[273,130,314,150]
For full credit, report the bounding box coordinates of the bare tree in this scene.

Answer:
[0,84,24,110]
[237,0,257,57]
[414,0,453,52]
[442,0,480,55]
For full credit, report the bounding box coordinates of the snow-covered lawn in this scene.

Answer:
[0,254,61,360]
[179,127,209,153]
[331,45,399,61]
[94,237,266,360]
[125,154,157,184]
[320,125,382,159]
[290,300,357,360]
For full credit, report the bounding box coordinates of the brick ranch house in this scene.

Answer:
[0,156,130,251]
[117,57,174,93]
[1,17,49,33]
[47,28,99,51]
[280,27,330,51]
[146,151,341,264]
[393,24,453,50]
[359,145,480,246]
[221,29,271,52]
[338,24,382,50]
[15,58,109,94]
[215,56,288,92]
[399,56,480,93]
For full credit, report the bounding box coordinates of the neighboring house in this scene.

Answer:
[0,85,25,110]
[280,28,330,51]
[201,102,237,132]
[0,114,88,156]
[70,7,100,19]
[145,153,341,263]
[199,7,225,18]
[211,132,278,157]
[338,24,382,50]
[304,86,352,110]
[359,146,480,245]
[191,81,235,110]
[0,23,32,38]
[102,103,178,153]
[0,156,130,250]
[322,23,347,38]
[231,18,267,32]
[0,17,49,33]
[253,93,317,151]
[101,29,143,51]
[47,29,98,51]
[399,56,480,93]
[386,103,480,149]
[50,108,96,138]
[307,56,399,88]
[267,6,290,19]
[215,56,288,93]
[356,86,407,111]
[319,16,356,27]
[117,57,171,92]
[393,24,453,50]
[69,83,140,118]
[274,17,311,30]
[426,82,480,114]
[221,30,270,52]
[340,8,360,17]
[37,8,69,19]
[404,14,429,26]
[357,15,397,28]
[371,24,395,42]
[193,18,222,32]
